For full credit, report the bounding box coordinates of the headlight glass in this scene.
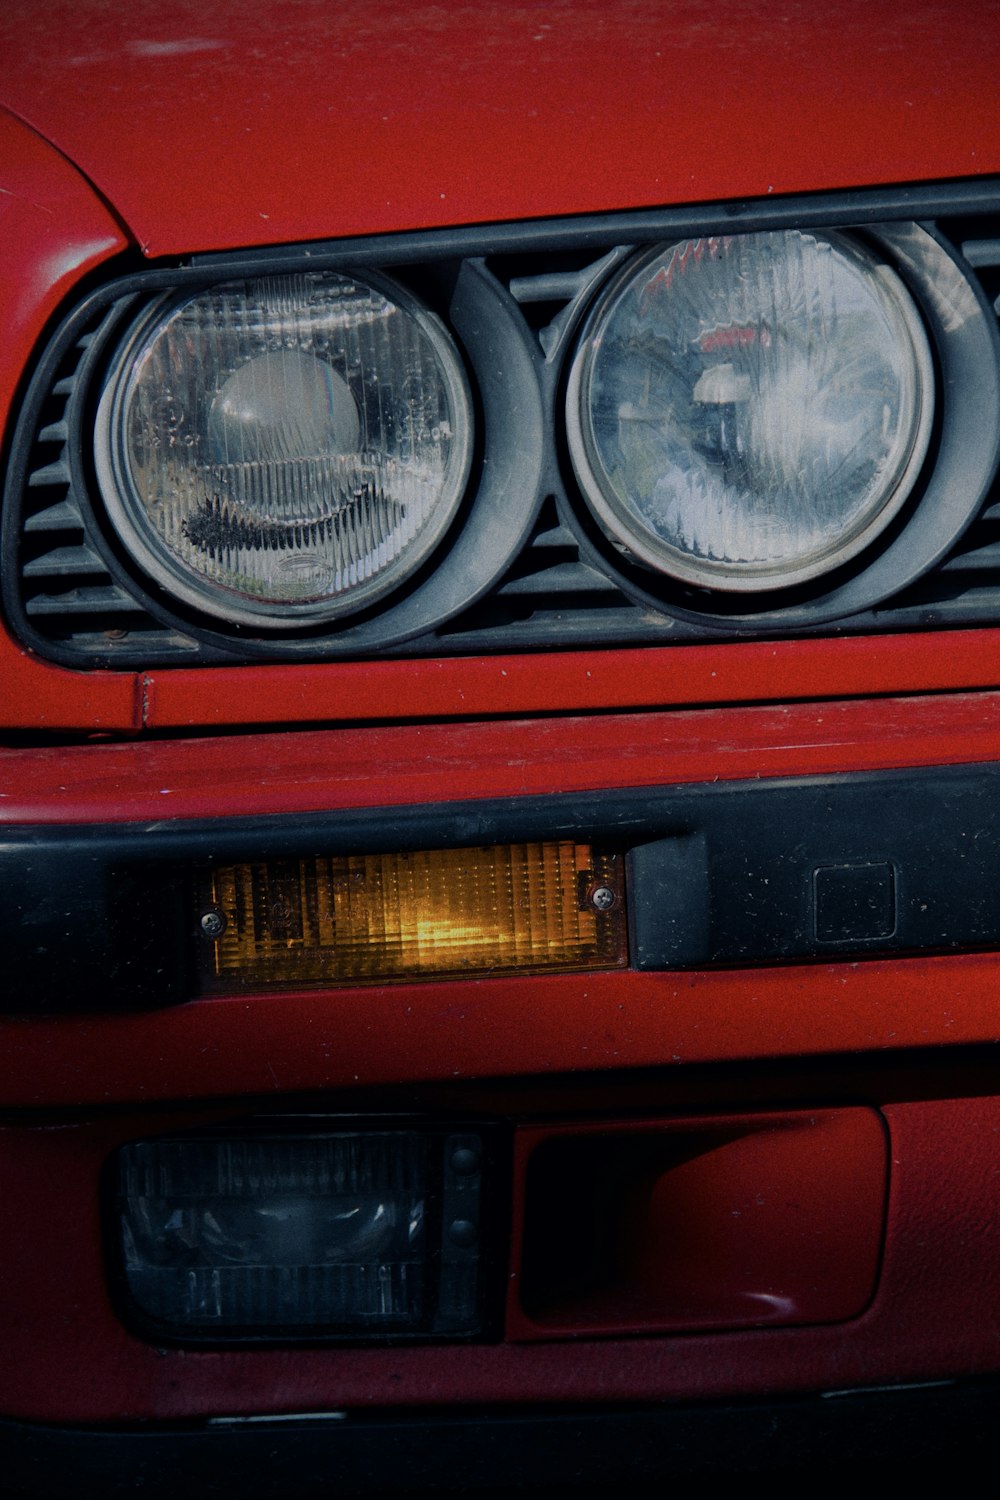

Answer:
[567,230,935,593]
[96,271,473,626]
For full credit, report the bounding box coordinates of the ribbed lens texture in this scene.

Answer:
[116,272,469,617]
[119,1134,428,1331]
[576,231,931,589]
[201,843,625,990]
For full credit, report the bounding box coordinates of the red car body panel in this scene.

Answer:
[3,1,1000,1483]
[0,1,998,256]
[1,691,1000,827]
[8,1097,1000,1424]
[5,619,1000,737]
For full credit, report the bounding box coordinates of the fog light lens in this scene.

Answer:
[198,842,625,991]
[116,1128,486,1339]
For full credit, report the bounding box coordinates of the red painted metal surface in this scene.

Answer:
[0,109,137,733]
[0,0,994,1463]
[3,695,1000,1106]
[0,2,997,258]
[508,1110,887,1339]
[4,691,1000,826]
[0,107,126,425]
[4,952,1000,1110]
[140,629,1000,732]
[0,1,995,1444]
[1,691,997,1112]
[0,5,997,737]
[0,1095,997,1423]
[8,626,1000,736]
[0,632,140,733]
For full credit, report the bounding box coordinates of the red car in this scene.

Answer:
[3,1,1000,1490]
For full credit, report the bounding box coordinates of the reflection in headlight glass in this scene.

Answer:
[568,230,934,592]
[97,271,472,625]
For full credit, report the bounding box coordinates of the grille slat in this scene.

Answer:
[939,541,1000,572]
[23,544,108,579]
[531,523,580,550]
[27,459,72,489]
[498,562,617,597]
[24,498,85,533]
[25,583,146,617]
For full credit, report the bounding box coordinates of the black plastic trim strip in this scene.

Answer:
[4,761,1000,1012]
[186,174,1000,270]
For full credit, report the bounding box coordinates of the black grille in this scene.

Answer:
[15,313,208,661]
[7,182,1000,668]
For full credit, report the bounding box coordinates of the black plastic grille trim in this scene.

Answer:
[6,180,1000,668]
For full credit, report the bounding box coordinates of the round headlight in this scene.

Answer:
[566,231,935,593]
[96,271,473,627]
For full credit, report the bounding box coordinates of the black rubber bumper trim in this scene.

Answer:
[8,760,1000,1012]
[4,1382,1000,1496]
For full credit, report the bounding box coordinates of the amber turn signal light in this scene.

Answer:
[197,841,625,991]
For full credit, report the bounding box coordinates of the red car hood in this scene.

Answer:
[1,0,999,258]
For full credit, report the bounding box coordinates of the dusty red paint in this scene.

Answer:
[506,1110,888,1338]
[3,950,1000,1110]
[138,630,1000,732]
[0,1,997,256]
[6,628,1000,736]
[3,690,1000,824]
[0,108,126,421]
[0,1096,998,1422]
[2,0,1000,1453]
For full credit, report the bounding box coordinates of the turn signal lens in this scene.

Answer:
[198,842,625,991]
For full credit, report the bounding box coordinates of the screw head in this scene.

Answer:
[199,909,226,939]
[589,885,617,912]
[449,1218,478,1248]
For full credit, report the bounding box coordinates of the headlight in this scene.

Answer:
[95,271,473,627]
[566,230,935,593]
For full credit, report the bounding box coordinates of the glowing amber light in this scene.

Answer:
[199,842,626,991]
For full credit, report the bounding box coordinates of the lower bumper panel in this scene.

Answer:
[5,1382,1000,1496]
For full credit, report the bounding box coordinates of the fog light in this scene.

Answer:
[197,842,625,991]
[115,1127,487,1341]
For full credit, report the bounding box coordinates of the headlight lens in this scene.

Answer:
[96,271,473,626]
[566,230,935,593]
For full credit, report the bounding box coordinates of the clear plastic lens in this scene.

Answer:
[116,1131,484,1337]
[97,272,472,625]
[121,1133,427,1330]
[568,231,934,592]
